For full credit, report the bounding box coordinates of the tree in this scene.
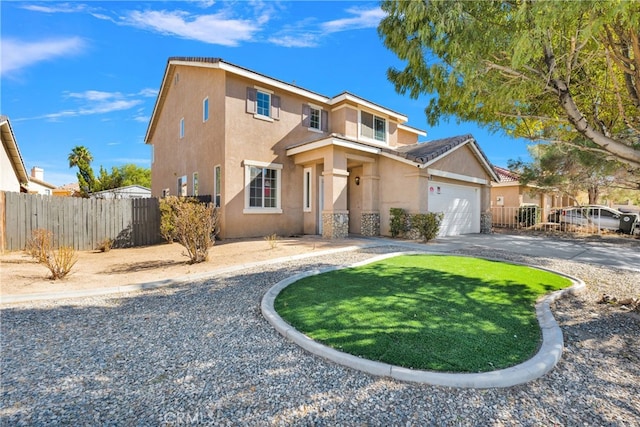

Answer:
[378,0,640,169]
[68,145,96,197]
[508,139,624,204]
[95,164,151,192]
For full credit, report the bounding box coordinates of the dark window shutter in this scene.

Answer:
[246,87,257,114]
[321,110,329,132]
[271,95,281,120]
[302,104,310,127]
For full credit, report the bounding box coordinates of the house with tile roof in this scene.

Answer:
[145,57,499,239]
[1,115,29,193]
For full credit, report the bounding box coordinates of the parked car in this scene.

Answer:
[558,205,639,232]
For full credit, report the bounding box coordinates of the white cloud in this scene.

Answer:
[138,88,158,97]
[21,3,87,13]
[320,7,385,33]
[268,34,319,48]
[1,37,86,76]
[18,90,145,122]
[122,9,260,46]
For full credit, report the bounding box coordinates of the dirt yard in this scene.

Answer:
[1,236,368,297]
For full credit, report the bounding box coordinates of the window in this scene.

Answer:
[214,165,221,207]
[256,91,270,117]
[246,87,280,120]
[310,108,320,130]
[193,172,199,196]
[179,117,185,139]
[360,111,386,143]
[203,97,209,122]
[243,161,282,213]
[177,175,187,196]
[303,168,312,212]
[302,104,328,132]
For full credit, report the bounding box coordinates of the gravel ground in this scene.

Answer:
[1,243,639,426]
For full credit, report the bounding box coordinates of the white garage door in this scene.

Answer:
[428,181,480,236]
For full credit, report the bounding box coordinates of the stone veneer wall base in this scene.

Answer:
[322,212,349,239]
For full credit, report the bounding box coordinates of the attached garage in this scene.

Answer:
[428,181,481,236]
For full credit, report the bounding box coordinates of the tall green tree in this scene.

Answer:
[68,145,96,197]
[378,0,640,169]
[95,164,151,192]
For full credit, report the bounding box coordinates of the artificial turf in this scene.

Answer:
[274,255,572,372]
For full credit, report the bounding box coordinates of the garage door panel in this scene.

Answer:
[428,182,480,236]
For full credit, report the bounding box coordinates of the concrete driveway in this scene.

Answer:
[373,233,640,272]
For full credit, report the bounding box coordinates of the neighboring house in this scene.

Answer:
[90,185,151,199]
[53,182,80,197]
[26,167,56,195]
[145,57,498,239]
[491,166,574,209]
[0,115,28,193]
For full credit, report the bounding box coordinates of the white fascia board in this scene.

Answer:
[398,123,427,137]
[419,138,472,168]
[330,93,408,122]
[217,62,330,105]
[379,151,422,168]
[427,169,489,185]
[286,137,381,157]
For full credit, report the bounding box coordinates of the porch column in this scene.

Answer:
[360,161,380,236]
[322,149,349,239]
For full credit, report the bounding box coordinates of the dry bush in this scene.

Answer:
[160,197,220,264]
[264,233,279,249]
[96,238,114,252]
[25,229,78,279]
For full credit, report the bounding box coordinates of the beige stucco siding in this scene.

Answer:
[1,145,21,192]
[377,157,423,236]
[429,145,489,180]
[150,66,226,198]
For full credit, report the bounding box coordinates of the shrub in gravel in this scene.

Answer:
[410,212,444,242]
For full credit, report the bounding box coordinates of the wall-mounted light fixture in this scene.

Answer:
[355,176,360,186]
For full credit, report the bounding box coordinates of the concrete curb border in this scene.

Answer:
[261,251,585,389]
[0,244,381,305]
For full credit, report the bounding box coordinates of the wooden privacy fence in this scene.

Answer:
[0,191,163,251]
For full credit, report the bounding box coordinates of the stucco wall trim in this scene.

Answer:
[427,169,489,185]
[287,137,381,157]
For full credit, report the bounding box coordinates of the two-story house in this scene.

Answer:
[145,57,498,239]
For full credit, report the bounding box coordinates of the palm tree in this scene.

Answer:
[68,145,96,196]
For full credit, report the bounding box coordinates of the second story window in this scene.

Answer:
[246,87,280,121]
[360,111,386,143]
[203,97,209,122]
[303,104,328,132]
[179,117,185,139]
[256,91,271,117]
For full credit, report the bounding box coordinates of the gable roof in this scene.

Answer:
[287,133,499,182]
[493,166,520,183]
[0,115,29,186]
[145,57,424,143]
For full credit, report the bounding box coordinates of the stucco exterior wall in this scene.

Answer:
[429,145,489,179]
[378,157,422,236]
[1,145,21,193]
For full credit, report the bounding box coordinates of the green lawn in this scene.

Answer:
[274,255,572,373]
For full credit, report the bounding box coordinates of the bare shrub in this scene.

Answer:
[264,233,279,249]
[97,238,114,252]
[160,196,220,264]
[25,229,78,279]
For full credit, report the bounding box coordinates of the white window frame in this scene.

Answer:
[179,117,185,139]
[193,172,199,196]
[214,164,221,207]
[256,88,272,119]
[309,105,321,132]
[359,110,387,144]
[203,97,209,122]
[177,175,187,197]
[303,167,312,212]
[243,160,283,214]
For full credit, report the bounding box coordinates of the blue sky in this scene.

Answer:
[1,1,532,187]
